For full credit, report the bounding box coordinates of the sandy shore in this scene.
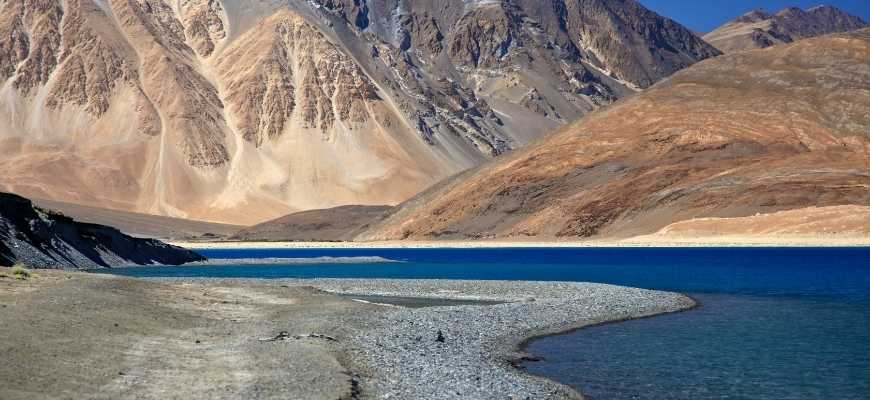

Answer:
[0,269,371,400]
[169,236,870,250]
[0,269,692,399]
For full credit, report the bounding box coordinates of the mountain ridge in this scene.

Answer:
[358,28,870,241]
[704,5,868,53]
[0,0,718,225]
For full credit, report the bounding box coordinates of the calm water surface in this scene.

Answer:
[108,248,870,399]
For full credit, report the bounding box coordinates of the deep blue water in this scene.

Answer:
[108,247,870,399]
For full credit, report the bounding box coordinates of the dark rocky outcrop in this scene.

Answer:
[0,192,205,269]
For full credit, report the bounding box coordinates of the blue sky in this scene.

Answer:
[639,0,870,33]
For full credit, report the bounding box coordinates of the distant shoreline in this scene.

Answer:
[169,237,870,250]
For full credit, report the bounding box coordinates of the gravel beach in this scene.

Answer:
[1,270,693,399]
[153,278,695,399]
[304,279,695,399]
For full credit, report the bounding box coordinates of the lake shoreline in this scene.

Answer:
[2,268,693,399]
[168,237,870,250]
[294,278,696,399]
[513,294,701,381]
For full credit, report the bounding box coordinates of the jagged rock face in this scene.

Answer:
[179,0,227,57]
[48,0,139,118]
[216,11,380,145]
[447,5,519,69]
[0,0,717,225]
[112,0,231,168]
[1,0,64,93]
[704,6,868,53]
[348,0,720,87]
[554,0,723,88]
[361,29,870,241]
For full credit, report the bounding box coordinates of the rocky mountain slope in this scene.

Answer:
[704,5,867,53]
[0,0,718,225]
[360,29,870,241]
[0,192,205,269]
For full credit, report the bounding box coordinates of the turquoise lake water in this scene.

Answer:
[108,247,870,399]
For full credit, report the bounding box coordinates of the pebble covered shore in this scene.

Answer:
[304,279,695,399]
[150,278,692,399]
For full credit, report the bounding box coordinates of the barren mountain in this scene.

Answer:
[32,198,243,240]
[0,193,204,269]
[231,205,393,242]
[360,29,870,241]
[0,0,717,225]
[704,5,867,53]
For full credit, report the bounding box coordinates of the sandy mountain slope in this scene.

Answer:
[231,205,393,242]
[0,0,717,225]
[360,29,870,241]
[32,198,243,240]
[704,6,867,53]
[627,205,870,245]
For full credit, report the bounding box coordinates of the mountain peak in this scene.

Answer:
[736,9,772,23]
[361,30,870,241]
[705,5,868,53]
[776,6,805,17]
[0,0,718,225]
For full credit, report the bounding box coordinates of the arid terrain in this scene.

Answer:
[1,3,869,400]
[33,198,243,240]
[1,1,867,245]
[626,205,870,246]
[358,29,870,242]
[232,205,393,242]
[0,0,717,225]
[0,270,369,399]
[0,269,691,400]
[704,6,867,53]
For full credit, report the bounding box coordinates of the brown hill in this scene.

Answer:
[629,206,870,245]
[0,0,718,225]
[360,29,870,241]
[231,205,392,242]
[704,6,867,53]
[32,198,243,240]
